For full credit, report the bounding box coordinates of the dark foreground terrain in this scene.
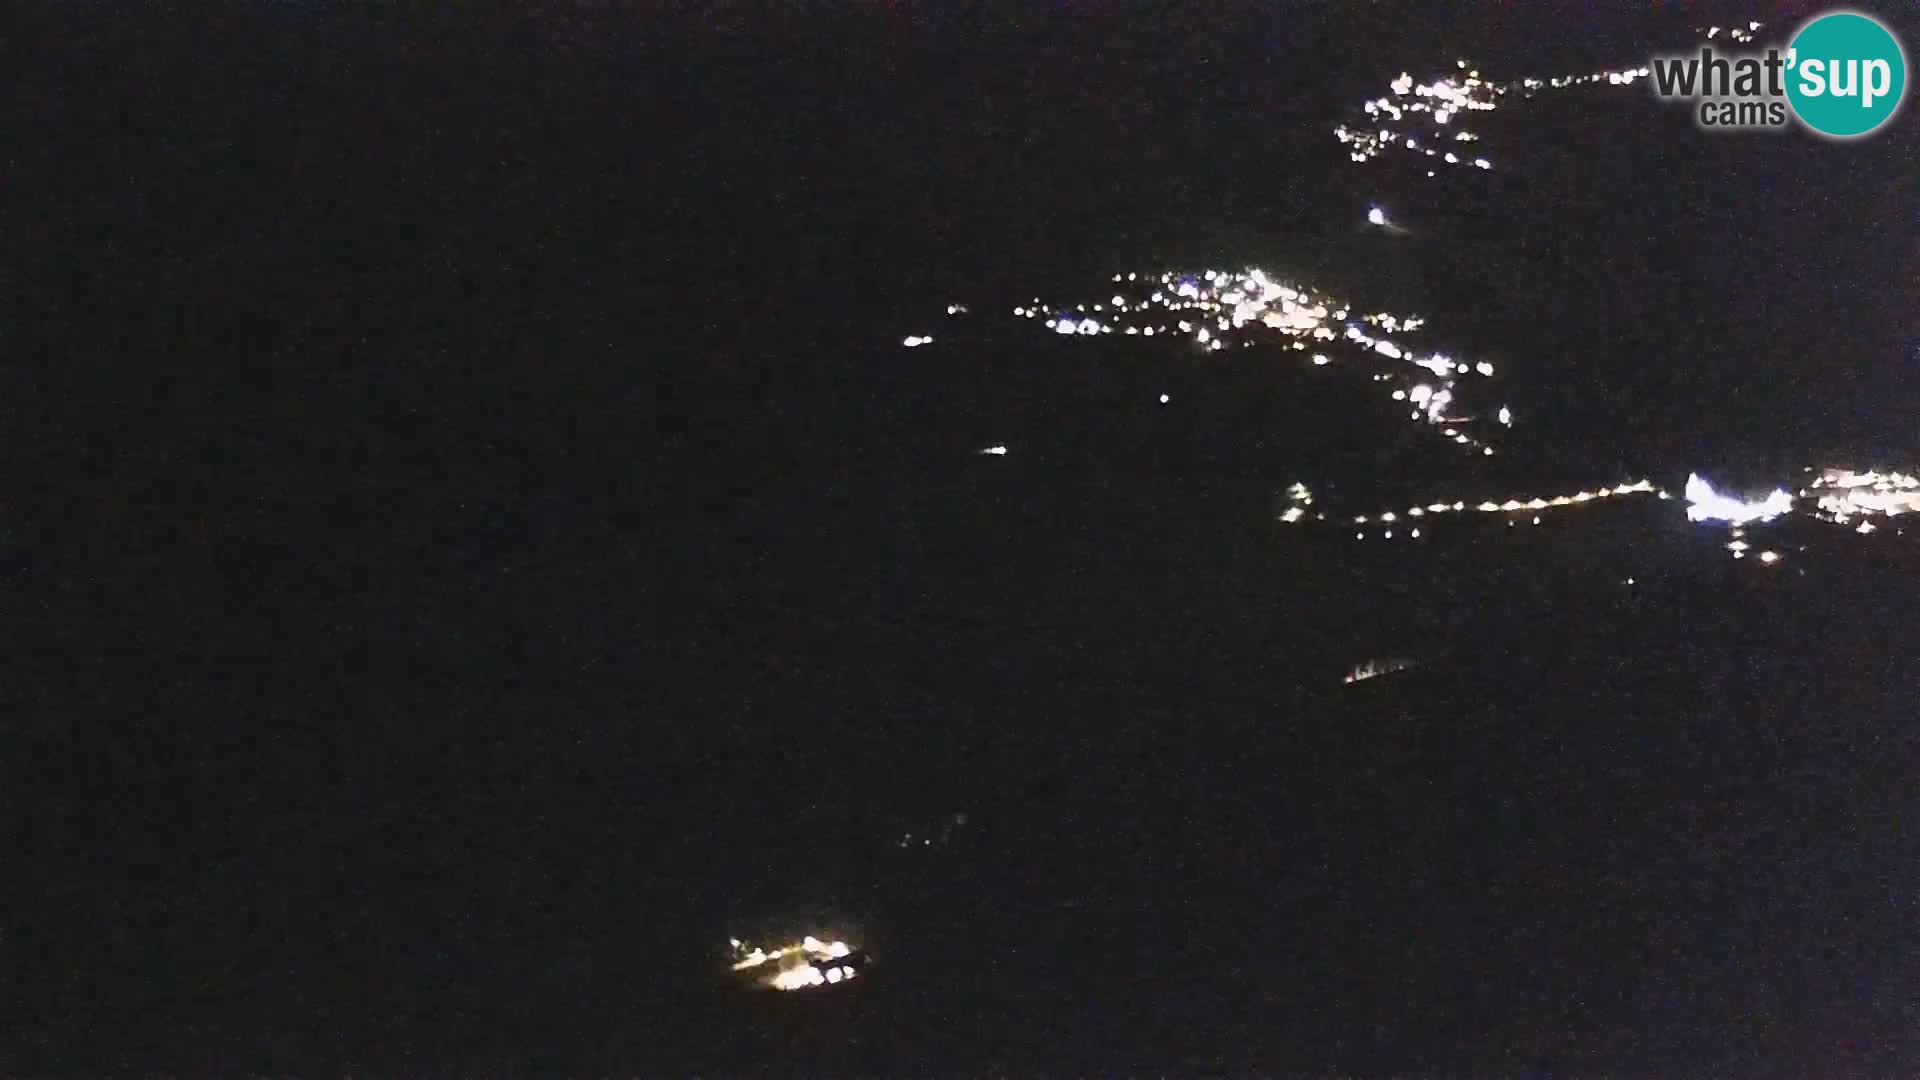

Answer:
[7,1,1918,1073]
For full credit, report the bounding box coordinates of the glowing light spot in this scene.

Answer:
[771,965,826,991]
[732,935,859,991]
[1684,473,1793,525]
[1345,657,1415,684]
[1367,206,1388,226]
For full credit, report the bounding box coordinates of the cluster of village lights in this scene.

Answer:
[999,267,1508,457]
[1335,22,1761,173]
[729,935,860,992]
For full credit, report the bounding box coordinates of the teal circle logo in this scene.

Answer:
[1785,11,1907,138]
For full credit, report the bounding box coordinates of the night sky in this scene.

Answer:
[7,1,1919,1072]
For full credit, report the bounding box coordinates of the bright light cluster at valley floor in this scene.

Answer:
[1335,22,1761,173]
[728,935,862,991]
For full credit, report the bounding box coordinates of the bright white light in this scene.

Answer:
[1312,354,1330,366]
[1758,550,1781,565]
[771,965,826,991]
[733,935,859,991]
[980,445,1008,456]
[1159,394,1170,404]
[1497,405,1512,426]
[903,335,932,347]
[1684,473,1794,525]
[1367,206,1388,226]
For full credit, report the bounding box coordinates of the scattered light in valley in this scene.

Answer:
[1804,468,1920,525]
[987,266,1509,457]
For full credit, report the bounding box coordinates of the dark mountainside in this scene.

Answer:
[6,1,1918,1072]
